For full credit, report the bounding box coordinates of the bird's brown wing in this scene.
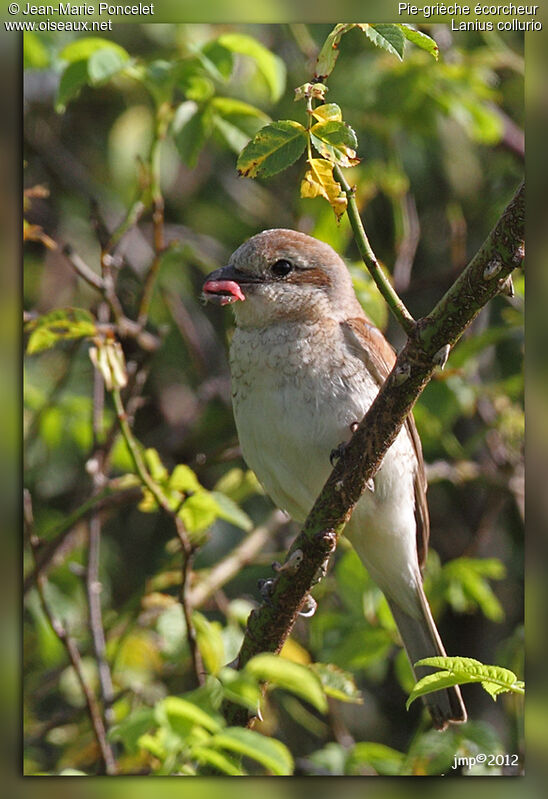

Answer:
[341,317,430,569]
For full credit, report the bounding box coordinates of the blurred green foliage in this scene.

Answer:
[23,23,523,776]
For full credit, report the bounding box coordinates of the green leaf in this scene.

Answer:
[25,308,96,354]
[56,61,89,112]
[237,120,307,179]
[24,32,50,69]
[245,653,328,713]
[193,612,225,675]
[143,448,169,483]
[190,745,244,775]
[209,727,294,775]
[209,491,253,531]
[365,24,406,60]
[181,74,215,103]
[200,40,234,80]
[218,666,262,712]
[406,656,524,709]
[310,663,363,704]
[108,707,156,754]
[347,742,405,776]
[168,463,202,494]
[59,37,129,65]
[310,120,359,168]
[442,557,506,621]
[217,33,286,102]
[179,492,220,535]
[172,101,212,168]
[399,25,439,60]
[161,696,222,735]
[87,47,129,86]
[211,97,270,152]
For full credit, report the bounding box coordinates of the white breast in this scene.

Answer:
[230,319,423,610]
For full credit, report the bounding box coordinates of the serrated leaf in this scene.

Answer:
[209,727,294,775]
[300,158,347,221]
[399,25,439,60]
[245,653,328,713]
[217,33,286,102]
[310,663,363,704]
[314,23,360,80]
[59,37,129,64]
[237,120,307,179]
[25,308,96,354]
[365,24,406,61]
[172,101,212,168]
[406,656,524,709]
[310,120,359,168]
[311,103,342,123]
[87,47,129,86]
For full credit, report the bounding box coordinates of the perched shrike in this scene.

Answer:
[203,229,466,729]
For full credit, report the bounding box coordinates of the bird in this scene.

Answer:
[202,228,466,730]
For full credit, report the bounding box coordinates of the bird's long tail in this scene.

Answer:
[388,584,467,730]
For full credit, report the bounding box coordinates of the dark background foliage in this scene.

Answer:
[23,23,523,775]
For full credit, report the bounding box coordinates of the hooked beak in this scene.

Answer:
[202,265,260,306]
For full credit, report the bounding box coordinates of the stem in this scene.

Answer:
[87,346,116,727]
[24,491,117,775]
[334,164,416,335]
[23,480,137,596]
[137,108,168,328]
[111,387,204,686]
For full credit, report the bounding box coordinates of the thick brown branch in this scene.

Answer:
[224,180,524,728]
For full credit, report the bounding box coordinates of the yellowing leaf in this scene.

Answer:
[237,120,307,179]
[311,103,342,123]
[310,120,360,168]
[300,158,347,221]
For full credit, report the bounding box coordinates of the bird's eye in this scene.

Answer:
[270,259,293,278]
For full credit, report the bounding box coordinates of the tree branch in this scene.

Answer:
[223,180,524,727]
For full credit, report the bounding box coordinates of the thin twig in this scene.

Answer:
[137,111,168,328]
[334,164,416,334]
[111,387,204,686]
[86,318,116,727]
[23,480,139,596]
[24,490,118,775]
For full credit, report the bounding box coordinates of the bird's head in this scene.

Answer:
[202,229,361,327]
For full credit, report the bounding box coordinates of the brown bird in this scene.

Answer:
[203,229,466,729]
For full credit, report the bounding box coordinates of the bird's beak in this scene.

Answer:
[202,265,259,306]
